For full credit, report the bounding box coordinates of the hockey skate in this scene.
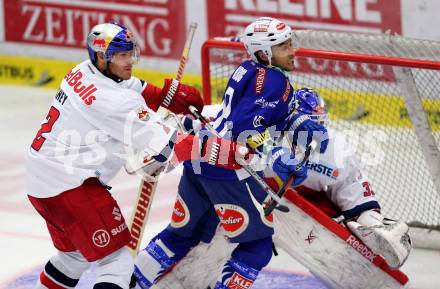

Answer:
[347,210,412,269]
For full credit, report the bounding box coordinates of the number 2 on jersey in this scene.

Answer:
[31,106,60,151]
[212,86,234,135]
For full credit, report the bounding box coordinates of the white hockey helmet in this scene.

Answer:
[241,17,293,64]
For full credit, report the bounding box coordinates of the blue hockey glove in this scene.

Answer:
[289,113,329,153]
[269,147,307,187]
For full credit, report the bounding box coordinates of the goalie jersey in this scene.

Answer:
[287,129,381,219]
[184,60,297,179]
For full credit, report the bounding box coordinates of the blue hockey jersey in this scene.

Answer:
[185,60,298,179]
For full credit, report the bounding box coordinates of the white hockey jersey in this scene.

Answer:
[293,128,378,213]
[26,60,175,198]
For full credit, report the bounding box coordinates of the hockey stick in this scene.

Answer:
[189,106,290,211]
[264,141,316,216]
[127,22,198,258]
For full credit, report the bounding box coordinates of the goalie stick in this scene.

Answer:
[127,22,198,258]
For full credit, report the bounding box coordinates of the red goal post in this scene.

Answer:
[200,32,440,249]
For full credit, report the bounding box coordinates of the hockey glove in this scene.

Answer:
[199,133,250,170]
[159,79,204,115]
[268,147,307,187]
[289,112,329,153]
[173,133,250,170]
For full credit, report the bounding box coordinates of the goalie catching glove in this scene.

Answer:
[347,210,412,269]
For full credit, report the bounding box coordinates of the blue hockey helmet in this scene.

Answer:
[87,22,139,63]
[295,88,328,125]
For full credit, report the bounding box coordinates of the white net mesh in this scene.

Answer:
[294,30,440,61]
[203,31,440,230]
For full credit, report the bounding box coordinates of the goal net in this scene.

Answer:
[201,31,440,246]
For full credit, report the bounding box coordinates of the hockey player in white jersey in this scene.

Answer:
[25,22,247,289]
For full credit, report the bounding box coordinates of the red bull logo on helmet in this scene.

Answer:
[93,38,107,49]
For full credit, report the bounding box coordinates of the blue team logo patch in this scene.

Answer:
[305,161,339,179]
[253,115,265,128]
[254,97,279,108]
[5,265,329,289]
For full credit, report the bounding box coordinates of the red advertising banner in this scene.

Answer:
[3,0,186,59]
[207,1,401,82]
[207,0,402,37]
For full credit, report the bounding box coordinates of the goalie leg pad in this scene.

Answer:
[347,210,412,269]
[134,229,198,288]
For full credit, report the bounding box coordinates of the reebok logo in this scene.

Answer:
[346,235,376,262]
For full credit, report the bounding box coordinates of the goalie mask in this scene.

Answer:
[295,88,328,126]
[87,22,140,64]
[241,17,293,65]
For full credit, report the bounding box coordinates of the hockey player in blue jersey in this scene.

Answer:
[141,90,413,289]
[133,17,329,289]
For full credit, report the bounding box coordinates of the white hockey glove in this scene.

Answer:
[347,210,412,269]
[157,107,202,134]
[125,152,168,181]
